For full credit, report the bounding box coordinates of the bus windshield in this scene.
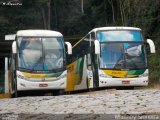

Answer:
[17,37,65,71]
[100,43,147,69]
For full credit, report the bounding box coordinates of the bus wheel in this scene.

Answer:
[15,90,18,97]
[86,78,91,92]
[53,90,64,96]
[86,78,89,89]
[58,90,65,95]
[11,91,18,98]
[116,86,134,90]
[126,86,134,90]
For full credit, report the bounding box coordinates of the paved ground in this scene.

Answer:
[0,89,160,120]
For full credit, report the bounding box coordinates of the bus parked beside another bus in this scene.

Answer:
[65,27,155,92]
[7,30,72,97]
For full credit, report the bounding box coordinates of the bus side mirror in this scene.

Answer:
[12,41,17,54]
[5,34,16,41]
[65,42,72,55]
[147,39,155,53]
[94,40,100,54]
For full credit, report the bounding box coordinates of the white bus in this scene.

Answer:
[65,27,155,92]
[8,30,72,97]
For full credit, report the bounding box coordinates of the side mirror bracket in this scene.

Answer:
[12,41,17,54]
[65,42,72,55]
[146,39,155,53]
[94,40,100,54]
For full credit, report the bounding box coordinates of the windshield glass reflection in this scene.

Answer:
[17,37,64,71]
[97,30,142,42]
[100,43,147,69]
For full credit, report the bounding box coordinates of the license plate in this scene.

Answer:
[122,81,130,84]
[39,84,48,87]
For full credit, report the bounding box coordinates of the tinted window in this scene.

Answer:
[97,30,142,42]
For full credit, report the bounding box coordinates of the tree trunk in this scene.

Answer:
[122,3,126,25]
[54,0,58,30]
[41,8,47,29]
[108,0,116,24]
[47,0,51,30]
[81,0,84,13]
[119,0,125,25]
[104,0,107,25]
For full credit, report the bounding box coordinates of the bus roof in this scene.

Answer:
[16,30,63,37]
[89,27,141,33]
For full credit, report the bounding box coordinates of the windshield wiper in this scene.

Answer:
[18,67,33,72]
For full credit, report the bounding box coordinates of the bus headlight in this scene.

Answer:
[17,74,28,80]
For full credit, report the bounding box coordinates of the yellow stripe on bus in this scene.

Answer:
[103,70,136,78]
[0,93,10,99]
[21,72,45,78]
[65,61,76,91]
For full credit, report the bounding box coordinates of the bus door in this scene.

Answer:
[86,54,93,88]
[91,32,99,88]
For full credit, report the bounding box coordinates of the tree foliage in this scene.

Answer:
[0,0,159,37]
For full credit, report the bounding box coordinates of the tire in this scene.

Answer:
[53,90,64,96]
[116,86,134,90]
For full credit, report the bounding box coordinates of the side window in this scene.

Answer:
[87,53,92,70]
[85,34,90,41]
[72,46,78,62]
[91,32,95,41]
[81,34,90,56]
[90,32,95,53]
[68,34,91,64]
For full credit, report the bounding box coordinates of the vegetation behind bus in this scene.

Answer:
[148,36,160,86]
